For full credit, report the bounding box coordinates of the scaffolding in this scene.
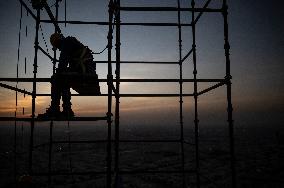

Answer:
[0,0,235,187]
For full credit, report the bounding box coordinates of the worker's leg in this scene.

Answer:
[62,87,72,110]
[61,75,74,117]
[38,75,61,118]
[50,74,61,111]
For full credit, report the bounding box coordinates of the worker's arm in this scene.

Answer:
[57,52,68,73]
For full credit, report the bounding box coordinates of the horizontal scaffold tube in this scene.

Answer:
[119,170,196,174]
[0,116,108,122]
[53,139,182,144]
[119,7,222,12]
[0,83,32,95]
[0,78,225,83]
[40,20,192,26]
[96,61,179,64]
[32,169,196,176]
[35,94,195,97]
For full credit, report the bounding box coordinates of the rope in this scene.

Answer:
[91,17,116,55]
[39,24,51,56]
[91,46,108,55]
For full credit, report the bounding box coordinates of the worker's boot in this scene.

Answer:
[38,105,61,119]
[62,88,74,118]
[61,103,74,118]
[61,107,74,119]
[38,81,61,119]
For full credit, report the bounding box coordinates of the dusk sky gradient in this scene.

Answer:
[0,0,283,127]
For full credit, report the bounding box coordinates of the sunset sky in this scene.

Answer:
[0,0,283,127]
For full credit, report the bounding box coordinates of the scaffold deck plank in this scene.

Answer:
[0,116,108,121]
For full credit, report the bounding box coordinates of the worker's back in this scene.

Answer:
[59,36,95,73]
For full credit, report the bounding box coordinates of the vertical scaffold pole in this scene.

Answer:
[222,1,236,187]
[48,121,53,186]
[191,0,200,187]
[29,9,40,175]
[107,1,114,187]
[177,0,185,187]
[48,1,59,186]
[53,0,59,74]
[14,111,17,183]
[114,0,121,186]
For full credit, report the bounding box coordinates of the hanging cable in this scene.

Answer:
[25,26,28,37]
[64,0,67,27]
[17,4,23,81]
[91,18,116,55]
[39,24,50,55]
[16,3,23,115]
[25,7,28,37]
[24,57,27,74]
[91,46,108,55]
[16,4,23,124]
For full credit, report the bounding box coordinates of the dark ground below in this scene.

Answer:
[0,122,283,188]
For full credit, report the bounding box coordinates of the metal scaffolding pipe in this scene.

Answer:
[180,48,193,64]
[114,0,121,186]
[33,171,107,176]
[33,93,194,97]
[191,1,200,187]
[18,0,37,20]
[193,0,212,24]
[0,78,225,83]
[222,0,236,187]
[106,1,114,186]
[52,139,182,144]
[29,9,40,174]
[119,7,222,12]
[197,82,225,96]
[177,0,185,186]
[119,170,196,174]
[0,83,32,95]
[38,45,58,62]
[0,116,108,122]
[40,20,192,26]
[96,60,179,64]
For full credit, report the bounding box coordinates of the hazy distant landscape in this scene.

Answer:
[1,122,283,187]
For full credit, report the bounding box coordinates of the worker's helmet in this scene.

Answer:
[50,33,63,49]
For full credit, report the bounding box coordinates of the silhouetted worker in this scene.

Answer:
[39,33,97,118]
